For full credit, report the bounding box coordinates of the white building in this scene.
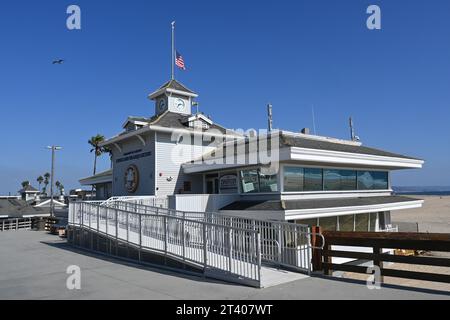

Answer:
[79,78,424,233]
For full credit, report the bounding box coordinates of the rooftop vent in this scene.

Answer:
[301,128,310,135]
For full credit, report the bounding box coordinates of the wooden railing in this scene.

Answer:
[1,218,33,231]
[311,228,450,284]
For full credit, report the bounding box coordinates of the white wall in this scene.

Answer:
[155,132,216,198]
[169,194,240,212]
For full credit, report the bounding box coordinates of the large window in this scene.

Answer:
[240,168,278,193]
[304,168,323,191]
[240,170,259,193]
[283,167,304,192]
[259,168,278,192]
[357,171,389,190]
[283,166,389,192]
[324,170,357,191]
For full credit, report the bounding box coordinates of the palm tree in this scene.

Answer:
[37,176,44,192]
[43,172,50,195]
[55,181,61,191]
[21,181,30,189]
[88,134,107,175]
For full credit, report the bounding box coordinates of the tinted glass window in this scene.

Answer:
[324,170,357,191]
[240,170,259,193]
[304,168,323,191]
[358,171,389,190]
[283,167,304,192]
[259,168,278,192]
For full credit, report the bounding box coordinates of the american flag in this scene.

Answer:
[175,51,186,70]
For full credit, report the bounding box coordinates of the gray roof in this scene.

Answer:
[221,196,420,211]
[159,79,197,94]
[0,199,49,218]
[152,112,228,134]
[281,134,421,161]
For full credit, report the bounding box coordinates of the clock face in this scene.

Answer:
[174,98,185,111]
[158,99,166,111]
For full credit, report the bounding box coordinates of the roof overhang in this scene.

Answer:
[100,124,242,148]
[284,199,424,220]
[79,170,113,186]
[148,88,198,100]
[289,147,424,169]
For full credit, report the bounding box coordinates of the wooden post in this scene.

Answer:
[373,246,384,283]
[311,226,323,271]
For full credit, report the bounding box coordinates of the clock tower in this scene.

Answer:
[148,79,198,116]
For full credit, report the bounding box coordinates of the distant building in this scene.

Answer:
[18,185,39,202]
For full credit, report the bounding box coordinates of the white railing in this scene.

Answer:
[110,201,313,273]
[69,201,262,287]
[100,196,168,208]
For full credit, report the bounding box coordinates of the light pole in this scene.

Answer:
[46,146,62,218]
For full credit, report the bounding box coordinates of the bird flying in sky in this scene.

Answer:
[52,59,64,65]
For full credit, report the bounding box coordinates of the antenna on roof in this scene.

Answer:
[311,104,317,135]
[349,117,361,141]
[267,103,273,132]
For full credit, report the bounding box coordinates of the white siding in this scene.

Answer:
[155,132,216,197]
[112,132,156,196]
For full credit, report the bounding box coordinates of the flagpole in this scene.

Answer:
[171,21,175,80]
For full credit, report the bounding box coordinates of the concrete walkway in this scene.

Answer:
[0,231,448,300]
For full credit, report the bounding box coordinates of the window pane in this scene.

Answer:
[283,167,304,192]
[240,170,259,193]
[259,168,278,192]
[324,170,357,191]
[369,213,377,231]
[355,213,369,231]
[304,168,323,191]
[358,171,389,190]
[339,215,354,232]
[318,216,337,231]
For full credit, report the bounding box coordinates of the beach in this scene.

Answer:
[392,195,450,234]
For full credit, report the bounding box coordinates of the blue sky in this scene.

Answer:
[0,0,449,194]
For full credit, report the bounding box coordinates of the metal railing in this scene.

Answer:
[101,196,168,208]
[69,201,262,287]
[109,200,314,273]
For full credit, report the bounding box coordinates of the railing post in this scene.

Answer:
[2,220,4,231]
[278,224,283,265]
[228,228,233,273]
[139,213,142,248]
[182,213,186,260]
[256,233,262,284]
[97,206,100,231]
[374,246,385,284]
[16,218,19,231]
[126,211,129,243]
[311,226,323,272]
[115,209,118,239]
[163,216,168,254]
[203,222,208,272]
[105,207,109,235]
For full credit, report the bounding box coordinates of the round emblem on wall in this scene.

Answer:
[124,165,139,193]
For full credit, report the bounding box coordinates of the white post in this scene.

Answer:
[256,233,262,283]
[228,228,233,273]
[163,216,168,254]
[203,223,208,271]
[182,213,186,260]
[171,21,175,80]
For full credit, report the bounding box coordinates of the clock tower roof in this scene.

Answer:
[148,79,198,100]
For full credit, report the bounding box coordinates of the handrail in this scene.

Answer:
[69,201,262,286]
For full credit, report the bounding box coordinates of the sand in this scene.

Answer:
[342,196,450,292]
[391,195,450,233]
